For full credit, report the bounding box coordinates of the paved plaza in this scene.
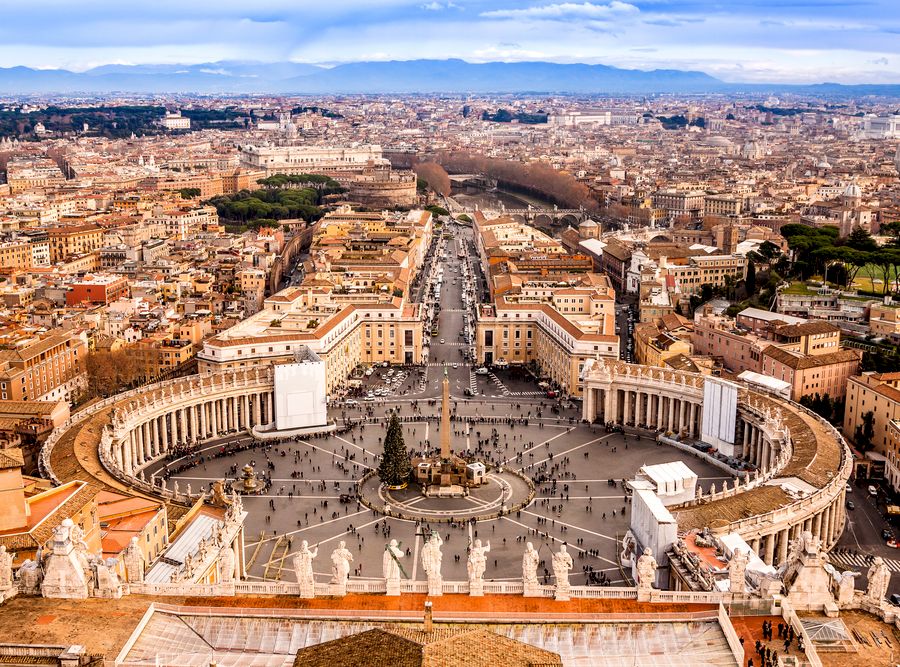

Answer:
[153,396,732,588]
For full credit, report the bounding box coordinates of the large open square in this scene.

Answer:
[150,395,732,588]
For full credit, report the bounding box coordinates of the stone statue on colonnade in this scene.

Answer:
[0,546,13,591]
[383,539,405,596]
[293,540,317,598]
[552,544,573,601]
[522,542,540,596]
[421,531,443,596]
[865,556,891,604]
[728,548,749,594]
[330,541,353,596]
[218,545,237,584]
[467,539,490,596]
[636,548,658,600]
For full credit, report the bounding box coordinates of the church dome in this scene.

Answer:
[843,182,861,199]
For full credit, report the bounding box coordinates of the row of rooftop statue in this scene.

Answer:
[0,492,246,601]
[0,519,892,610]
[291,531,644,601]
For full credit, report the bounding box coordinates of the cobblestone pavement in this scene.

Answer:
[157,402,731,589]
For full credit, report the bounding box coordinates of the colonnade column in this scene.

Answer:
[623,390,632,426]
[178,408,187,444]
[777,528,789,564]
[161,413,169,451]
[208,401,217,439]
[764,533,775,565]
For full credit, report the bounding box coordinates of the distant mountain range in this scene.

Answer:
[0,59,898,96]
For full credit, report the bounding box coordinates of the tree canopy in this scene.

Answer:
[206,186,326,225]
[377,412,410,487]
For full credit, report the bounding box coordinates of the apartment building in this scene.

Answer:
[634,315,693,367]
[475,277,619,397]
[869,301,900,337]
[651,190,706,221]
[693,307,860,399]
[198,289,424,394]
[845,373,900,486]
[704,194,743,217]
[761,345,862,402]
[0,330,87,403]
[66,274,130,307]
[47,224,104,262]
[658,254,747,296]
[0,241,32,270]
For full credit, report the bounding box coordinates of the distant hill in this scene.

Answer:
[0,59,897,96]
[283,59,725,94]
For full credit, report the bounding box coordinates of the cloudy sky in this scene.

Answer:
[4,0,899,83]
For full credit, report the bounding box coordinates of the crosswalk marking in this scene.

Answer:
[828,552,900,573]
[487,370,509,396]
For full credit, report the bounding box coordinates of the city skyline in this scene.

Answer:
[1,0,898,84]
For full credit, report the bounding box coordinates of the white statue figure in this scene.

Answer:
[833,568,860,605]
[293,540,317,596]
[636,548,658,592]
[421,531,443,595]
[866,556,891,604]
[121,536,143,584]
[330,541,353,590]
[383,539,404,595]
[522,542,539,589]
[94,557,123,598]
[173,480,180,495]
[467,539,490,584]
[17,559,41,594]
[552,544,574,600]
[0,546,13,590]
[219,545,236,584]
[729,548,749,593]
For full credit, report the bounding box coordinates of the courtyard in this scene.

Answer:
[150,399,732,588]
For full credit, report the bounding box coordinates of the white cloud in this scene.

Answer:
[481,2,639,20]
[421,1,459,10]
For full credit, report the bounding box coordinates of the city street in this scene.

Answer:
[833,482,900,597]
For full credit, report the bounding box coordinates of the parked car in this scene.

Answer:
[475,367,489,375]
[546,390,558,398]
[846,500,855,510]
[882,528,894,541]
[846,484,852,493]
[868,485,878,496]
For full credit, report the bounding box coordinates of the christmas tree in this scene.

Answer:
[378,411,410,487]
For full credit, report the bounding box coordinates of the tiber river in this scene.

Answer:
[451,183,556,213]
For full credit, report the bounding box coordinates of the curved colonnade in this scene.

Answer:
[582,359,852,567]
[42,360,851,572]
[42,368,276,502]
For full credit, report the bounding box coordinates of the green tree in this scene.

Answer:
[378,412,410,487]
[845,226,878,253]
[854,410,876,452]
[746,259,757,295]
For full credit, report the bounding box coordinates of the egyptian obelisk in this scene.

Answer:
[439,367,452,485]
